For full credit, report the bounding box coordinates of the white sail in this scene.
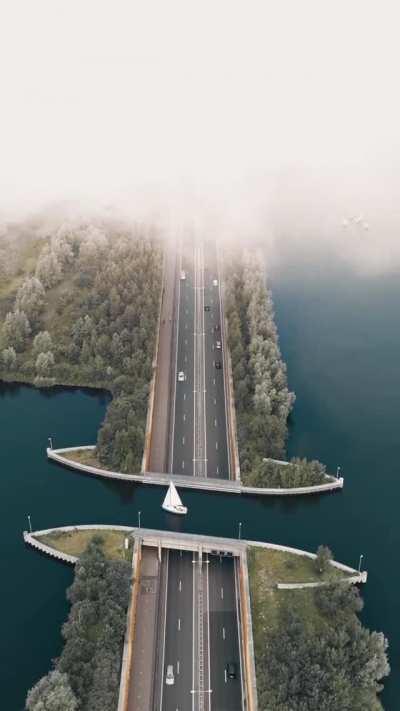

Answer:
[169,481,183,507]
[162,481,187,515]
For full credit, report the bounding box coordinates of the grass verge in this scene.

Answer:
[36,528,133,561]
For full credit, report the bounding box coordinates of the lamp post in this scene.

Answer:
[336,465,341,479]
[48,437,53,450]
[358,553,364,573]
[138,510,141,529]
[27,514,32,533]
[238,522,242,540]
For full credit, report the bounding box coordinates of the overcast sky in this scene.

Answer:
[0,1,399,269]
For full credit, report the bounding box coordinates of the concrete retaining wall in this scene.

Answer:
[48,447,343,496]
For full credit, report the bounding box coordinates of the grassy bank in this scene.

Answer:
[36,528,132,561]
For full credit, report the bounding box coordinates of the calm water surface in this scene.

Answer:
[1,254,399,709]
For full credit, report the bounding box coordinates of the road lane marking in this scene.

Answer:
[213,378,216,385]
[224,669,227,684]
[183,413,186,422]
[178,618,181,631]
[214,398,217,405]
[216,466,219,474]
[222,627,226,640]
[182,461,185,469]
[221,587,224,599]
[216,441,219,450]
[179,579,182,591]
[214,418,217,427]
[177,660,180,675]
[182,436,185,445]
[184,393,186,401]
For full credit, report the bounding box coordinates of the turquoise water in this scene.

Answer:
[1,254,399,708]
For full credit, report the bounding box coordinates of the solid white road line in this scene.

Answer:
[222,627,226,640]
[160,551,169,710]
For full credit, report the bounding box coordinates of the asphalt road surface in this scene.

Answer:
[171,235,230,479]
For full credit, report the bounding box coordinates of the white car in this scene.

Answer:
[165,664,175,685]
[178,371,185,382]
[216,340,221,350]
[213,278,218,286]
[180,270,186,280]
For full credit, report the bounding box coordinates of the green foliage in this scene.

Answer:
[26,670,78,711]
[257,588,389,711]
[247,457,327,488]
[2,309,31,352]
[55,537,131,711]
[1,346,17,370]
[224,250,295,478]
[0,218,163,472]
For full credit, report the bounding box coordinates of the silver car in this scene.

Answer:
[165,664,175,685]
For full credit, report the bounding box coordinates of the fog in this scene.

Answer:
[1,1,399,273]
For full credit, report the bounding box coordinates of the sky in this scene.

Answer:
[0,1,399,271]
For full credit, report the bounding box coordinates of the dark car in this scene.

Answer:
[204,305,210,311]
[215,360,222,369]
[214,323,220,331]
[226,662,237,679]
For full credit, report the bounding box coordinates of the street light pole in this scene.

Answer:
[238,522,242,540]
[48,436,53,450]
[358,553,364,572]
[138,510,141,529]
[27,514,32,533]
[336,465,341,479]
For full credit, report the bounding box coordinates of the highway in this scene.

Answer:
[156,234,243,711]
[170,235,230,479]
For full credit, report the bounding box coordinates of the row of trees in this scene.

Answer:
[224,249,295,479]
[26,537,131,711]
[246,457,328,488]
[257,582,389,710]
[0,219,163,471]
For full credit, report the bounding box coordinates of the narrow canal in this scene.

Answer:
[1,252,399,709]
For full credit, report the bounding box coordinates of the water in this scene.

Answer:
[1,254,399,708]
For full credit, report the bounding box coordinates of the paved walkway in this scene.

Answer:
[127,547,161,711]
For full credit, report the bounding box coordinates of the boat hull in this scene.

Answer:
[162,503,188,516]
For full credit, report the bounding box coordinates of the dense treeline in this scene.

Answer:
[224,249,331,487]
[246,457,328,488]
[224,249,295,476]
[0,218,163,472]
[26,537,131,711]
[257,582,389,710]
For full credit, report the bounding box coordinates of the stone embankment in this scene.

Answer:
[47,446,344,496]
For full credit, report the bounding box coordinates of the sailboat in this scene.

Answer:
[162,481,188,515]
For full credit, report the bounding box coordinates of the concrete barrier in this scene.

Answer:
[141,249,165,473]
[117,537,142,711]
[48,447,344,496]
[239,551,258,711]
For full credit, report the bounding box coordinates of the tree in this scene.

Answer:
[315,545,333,575]
[26,670,78,711]
[33,330,53,356]
[2,310,31,351]
[15,276,45,327]
[1,346,16,371]
[35,351,55,375]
